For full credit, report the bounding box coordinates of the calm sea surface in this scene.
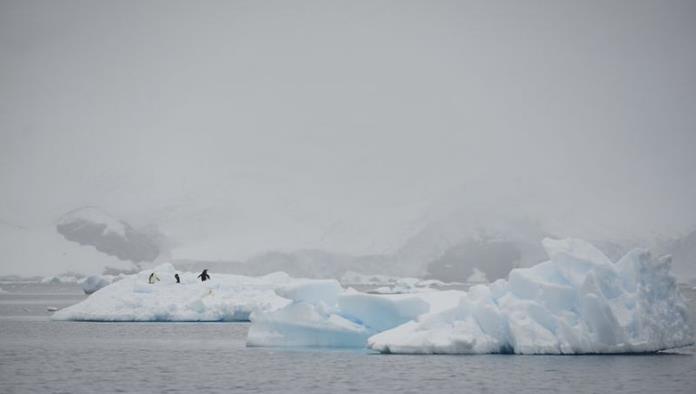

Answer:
[1,282,695,394]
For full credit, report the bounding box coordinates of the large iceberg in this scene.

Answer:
[247,238,693,354]
[52,264,302,321]
[368,238,694,354]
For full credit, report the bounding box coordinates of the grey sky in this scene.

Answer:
[1,1,695,273]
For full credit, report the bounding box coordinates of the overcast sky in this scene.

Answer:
[1,0,695,272]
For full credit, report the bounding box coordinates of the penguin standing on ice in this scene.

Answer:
[148,272,160,284]
[197,269,210,282]
[174,273,180,283]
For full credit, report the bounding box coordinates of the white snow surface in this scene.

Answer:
[52,264,303,321]
[368,238,694,354]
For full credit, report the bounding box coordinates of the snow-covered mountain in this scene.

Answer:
[656,229,696,282]
[2,203,692,285]
[0,223,137,277]
[169,218,653,284]
[56,207,160,263]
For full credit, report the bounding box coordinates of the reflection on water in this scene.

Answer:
[1,283,694,393]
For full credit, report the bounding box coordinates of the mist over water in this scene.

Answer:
[1,1,695,277]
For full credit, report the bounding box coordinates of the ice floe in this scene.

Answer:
[52,264,301,322]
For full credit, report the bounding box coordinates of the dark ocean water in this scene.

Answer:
[1,282,695,394]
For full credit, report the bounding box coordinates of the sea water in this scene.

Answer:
[1,282,695,393]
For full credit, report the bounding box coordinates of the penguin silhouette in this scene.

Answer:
[174,273,180,284]
[197,269,210,282]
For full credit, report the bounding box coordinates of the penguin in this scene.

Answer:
[174,273,181,283]
[148,272,160,284]
[197,269,210,282]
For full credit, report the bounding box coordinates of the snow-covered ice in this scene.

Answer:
[368,238,694,354]
[52,264,303,321]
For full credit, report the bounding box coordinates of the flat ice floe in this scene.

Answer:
[248,238,693,354]
[52,263,301,321]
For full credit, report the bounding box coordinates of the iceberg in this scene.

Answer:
[368,238,694,354]
[246,238,693,354]
[246,279,367,347]
[246,280,464,347]
[52,264,303,322]
[52,237,693,354]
